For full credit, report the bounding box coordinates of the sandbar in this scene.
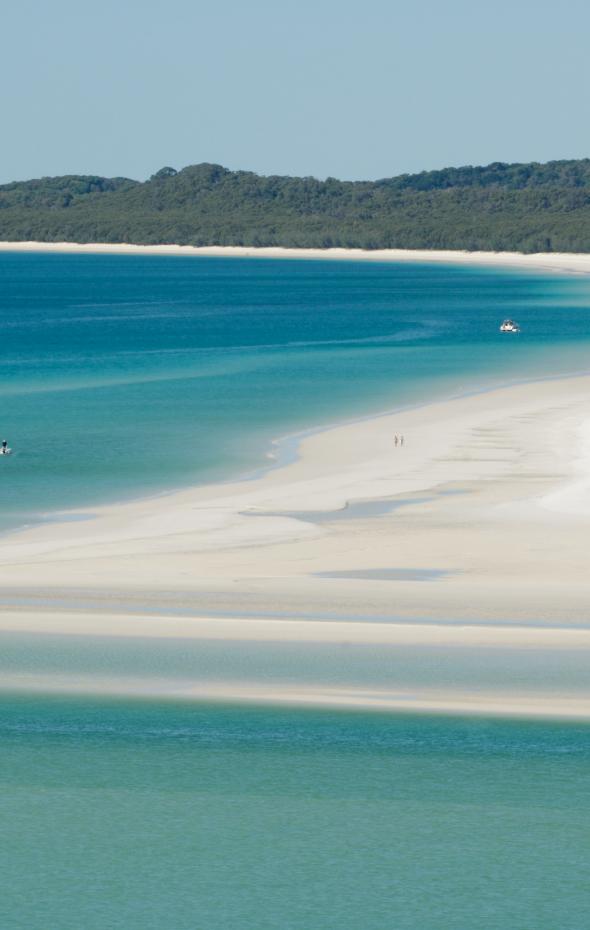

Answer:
[1,370,590,716]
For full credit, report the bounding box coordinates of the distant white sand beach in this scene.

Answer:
[3,240,590,275]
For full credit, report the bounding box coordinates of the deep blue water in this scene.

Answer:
[2,252,590,528]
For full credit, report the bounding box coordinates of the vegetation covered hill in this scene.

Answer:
[3,159,590,252]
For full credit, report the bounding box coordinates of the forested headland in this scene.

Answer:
[3,159,590,252]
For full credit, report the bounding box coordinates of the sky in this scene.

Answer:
[2,0,589,184]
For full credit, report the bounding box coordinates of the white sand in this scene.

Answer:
[2,374,590,615]
[3,240,590,275]
[0,373,590,723]
[4,608,590,647]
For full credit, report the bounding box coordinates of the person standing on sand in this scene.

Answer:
[394,434,399,446]
[400,435,404,446]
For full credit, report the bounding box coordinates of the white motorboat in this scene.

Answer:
[500,319,520,333]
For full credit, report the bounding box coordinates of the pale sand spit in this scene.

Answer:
[2,337,590,713]
[1,375,590,622]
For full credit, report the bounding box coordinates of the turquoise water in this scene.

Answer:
[2,252,590,528]
[0,695,588,930]
[3,254,590,928]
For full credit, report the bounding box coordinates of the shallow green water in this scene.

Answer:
[0,695,587,930]
[1,628,589,697]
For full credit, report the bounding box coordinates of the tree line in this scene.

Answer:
[2,159,590,252]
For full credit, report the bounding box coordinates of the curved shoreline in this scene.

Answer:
[1,372,590,715]
[3,236,590,540]
[3,240,590,275]
[16,365,590,540]
[2,372,590,611]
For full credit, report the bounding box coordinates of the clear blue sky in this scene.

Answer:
[2,0,589,183]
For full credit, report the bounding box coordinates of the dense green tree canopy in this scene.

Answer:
[2,159,590,252]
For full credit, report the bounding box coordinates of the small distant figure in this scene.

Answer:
[400,435,405,446]
[394,434,399,446]
[1,439,7,455]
